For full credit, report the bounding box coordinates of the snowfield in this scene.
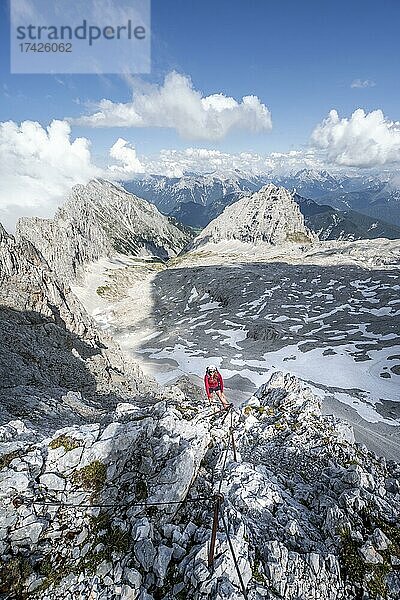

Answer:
[73,237,400,460]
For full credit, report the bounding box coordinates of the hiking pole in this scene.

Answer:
[208,493,224,568]
[230,411,238,462]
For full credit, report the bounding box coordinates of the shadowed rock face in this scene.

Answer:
[0,223,154,431]
[0,223,8,241]
[15,179,191,283]
[189,184,316,251]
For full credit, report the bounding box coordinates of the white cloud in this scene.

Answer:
[0,119,101,231]
[73,71,272,141]
[311,109,400,167]
[108,138,145,175]
[0,117,326,232]
[144,148,266,178]
[351,79,376,89]
[4,106,399,232]
[138,146,327,178]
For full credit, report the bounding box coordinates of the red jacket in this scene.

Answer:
[204,371,224,397]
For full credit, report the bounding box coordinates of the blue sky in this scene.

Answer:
[1,0,399,157]
[1,0,400,230]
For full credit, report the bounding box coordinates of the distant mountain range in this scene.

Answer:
[122,172,265,213]
[121,170,400,240]
[294,194,400,241]
[169,191,248,229]
[123,169,400,227]
[276,169,400,228]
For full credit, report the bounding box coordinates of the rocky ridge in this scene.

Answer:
[1,372,399,599]
[15,179,190,283]
[0,220,154,433]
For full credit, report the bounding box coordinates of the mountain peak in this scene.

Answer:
[16,178,190,282]
[294,168,336,182]
[189,183,316,251]
[0,222,9,241]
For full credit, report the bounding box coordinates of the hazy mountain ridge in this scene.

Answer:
[294,194,400,241]
[276,170,400,227]
[169,191,250,229]
[122,172,266,213]
[123,169,400,232]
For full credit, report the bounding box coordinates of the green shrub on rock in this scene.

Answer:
[49,434,80,452]
[72,460,107,492]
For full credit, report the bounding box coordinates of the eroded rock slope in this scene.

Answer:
[189,184,316,251]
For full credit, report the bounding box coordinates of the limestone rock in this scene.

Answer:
[39,473,66,491]
[189,183,317,251]
[16,179,190,283]
[359,542,384,564]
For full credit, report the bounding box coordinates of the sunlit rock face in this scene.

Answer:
[189,184,316,251]
[15,178,190,282]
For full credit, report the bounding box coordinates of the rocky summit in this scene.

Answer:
[0,179,400,600]
[189,184,316,251]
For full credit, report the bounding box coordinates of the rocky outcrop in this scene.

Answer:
[1,372,399,599]
[227,373,400,599]
[0,394,212,600]
[189,184,317,251]
[16,179,191,282]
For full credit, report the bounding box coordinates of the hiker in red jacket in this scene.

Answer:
[204,365,230,410]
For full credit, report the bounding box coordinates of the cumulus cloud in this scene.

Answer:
[6,107,400,232]
[0,119,101,231]
[311,109,400,167]
[351,79,376,89]
[143,148,266,178]
[108,138,145,175]
[139,147,326,178]
[73,71,272,141]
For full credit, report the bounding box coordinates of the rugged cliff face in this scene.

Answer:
[0,223,154,431]
[189,184,317,251]
[15,179,191,283]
